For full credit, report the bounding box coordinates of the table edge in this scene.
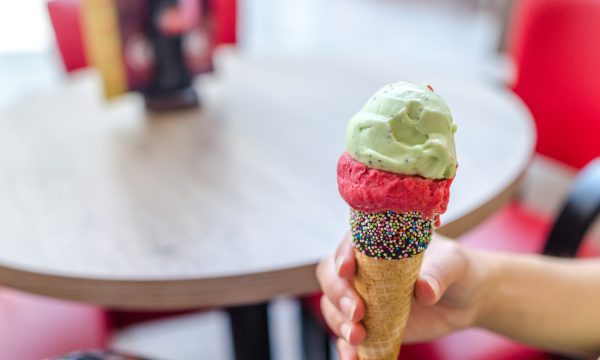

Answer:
[437,171,527,238]
[0,261,319,309]
[0,166,528,309]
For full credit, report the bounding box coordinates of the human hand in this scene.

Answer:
[316,232,489,359]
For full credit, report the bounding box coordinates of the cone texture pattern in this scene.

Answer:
[353,250,424,360]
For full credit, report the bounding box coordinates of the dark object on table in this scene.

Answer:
[144,85,199,111]
[144,0,199,110]
[54,349,152,360]
[48,0,225,106]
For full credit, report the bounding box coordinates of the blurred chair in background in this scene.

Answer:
[509,0,600,169]
[47,0,87,72]
[302,0,600,359]
[0,288,108,360]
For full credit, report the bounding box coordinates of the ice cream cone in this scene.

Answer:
[354,250,423,360]
[349,209,432,359]
[336,81,457,359]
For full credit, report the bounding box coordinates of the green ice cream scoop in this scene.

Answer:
[346,81,457,179]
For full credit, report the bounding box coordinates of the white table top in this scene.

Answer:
[0,51,534,309]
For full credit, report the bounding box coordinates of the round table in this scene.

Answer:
[0,51,534,310]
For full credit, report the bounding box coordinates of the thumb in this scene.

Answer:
[335,232,356,279]
[414,241,466,305]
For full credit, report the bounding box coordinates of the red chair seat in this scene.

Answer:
[0,288,108,360]
[401,329,548,360]
[458,201,599,257]
[459,201,550,253]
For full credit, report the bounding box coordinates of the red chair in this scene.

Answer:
[509,0,600,169]
[47,0,87,72]
[0,288,109,360]
[301,0,600,358]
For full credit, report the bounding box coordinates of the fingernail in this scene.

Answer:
[335,256,345,275]
[340,323,352,343]
[339,296,356,320]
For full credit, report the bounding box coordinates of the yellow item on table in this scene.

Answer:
[81,0,128,98]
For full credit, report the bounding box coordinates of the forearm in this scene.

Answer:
[472,249,600,356]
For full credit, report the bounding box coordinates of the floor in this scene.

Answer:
[1,1,581,359]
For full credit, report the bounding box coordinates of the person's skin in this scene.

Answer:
[316,233,600,359]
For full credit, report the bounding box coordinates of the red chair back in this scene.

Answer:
[211,0,237,44]
[0,288,108,359]
[508,0,600,169]
[47,0,87,72]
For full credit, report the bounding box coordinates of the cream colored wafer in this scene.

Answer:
[353,250,424,360]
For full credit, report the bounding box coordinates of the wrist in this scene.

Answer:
[465,248,503,329]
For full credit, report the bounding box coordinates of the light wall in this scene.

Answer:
[0,0,52,53]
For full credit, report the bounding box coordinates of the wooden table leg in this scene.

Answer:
[227,303,271,360]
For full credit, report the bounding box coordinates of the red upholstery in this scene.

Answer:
[459,201,599,258]
[211,0,237,45]
[0,288,108,360]
[47,0,87,72]
[508,0,600,169]
[401,329,548,360]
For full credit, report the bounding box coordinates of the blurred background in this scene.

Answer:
[2,0,600,359]
[0,0,511,110]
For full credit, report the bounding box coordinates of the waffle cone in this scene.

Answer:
[353,249,424,360]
